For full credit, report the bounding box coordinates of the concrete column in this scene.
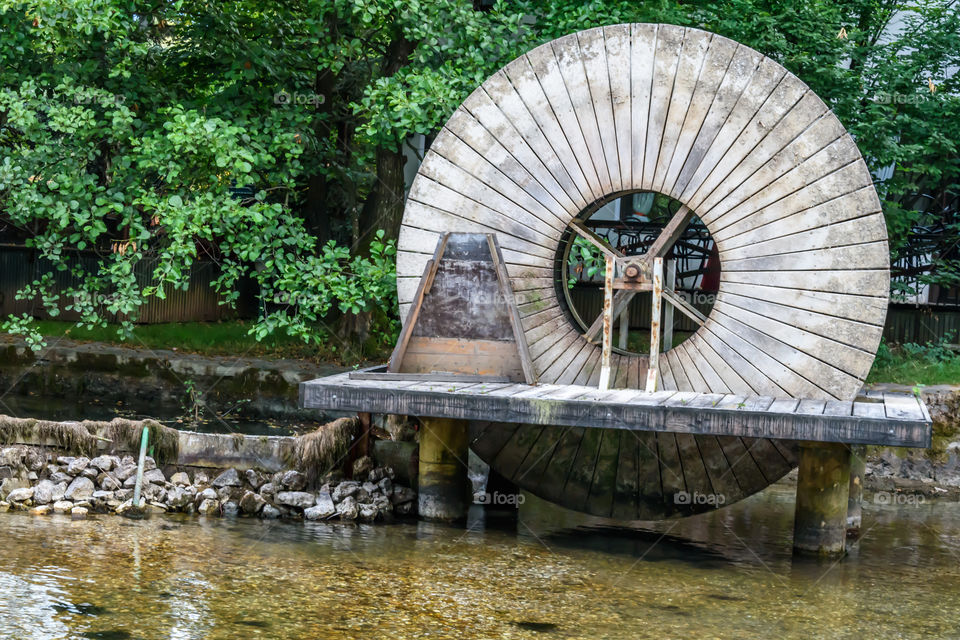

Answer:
[846,445,866,537]
[418,418,469,521]
[793,443,851,557]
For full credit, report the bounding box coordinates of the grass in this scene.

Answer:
[8,320,390,364]
[866,349,960,386]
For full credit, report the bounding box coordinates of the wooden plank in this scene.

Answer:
[587,428,622,517]
[884,393,925,421]
[350,372,512,384]
[577,27,622,192]
[657,432,686,513]
[564,426,605,512]
[643,25,685,190]
[469,422,521,463]
[401,336,525,380]
[494,424,546,479]
[488,234,537,384]
[697,435,746,504]
[853,401,886,419]
[611,429,640,520]
[629,23,658,190]
[796,399,827,415]
[634,430,664,517]
[604,24,632,191]
[528,427,584,504]
[389,234,449,373]
[676,433,714,512]
[715,435,769,497]
[823,400,853,417]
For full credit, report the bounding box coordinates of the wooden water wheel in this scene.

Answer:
[396,24,889,519]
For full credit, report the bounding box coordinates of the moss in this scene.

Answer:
[294,417,358,480]
[104,418,180,464]
[0,416,100,455]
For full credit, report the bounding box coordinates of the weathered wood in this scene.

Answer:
[302,373,932,447]
[794,443,851,557]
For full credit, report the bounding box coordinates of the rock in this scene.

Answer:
[56,456,76,466]
[25,450,44,472]
[27,471,38,482]
[170,472,191,486]
[280,470,306,491]
[89,456,115,472]
[314,491,336,518]
[65,477,95,501]
[336,496,359,520]
[51,482,67,503]
[303,505,327,520]
[355,488,370,504]
[213,468,242,488]
[258,483,276,501]
[358,503,378,522]
[261,504,281,519]
[49,471,73,485]
[0,501,7,512]
[114,465,137,482]
[322,470,345,485]
[143,468,166,484]
[197,498,220,515]
[332,481,360,503]
[362,482,378,495]
[193,471,210,486]
[198,488,217,502]
[165,487,191,509]
[276,491,315,509]
[81,467,99,480]
[391,486,416,506]
[221,501,239,516]
[66,457,90,475]
[0,477,27,499]
[91,491,114,502]
[53,500,74,513]
[378,477,392,496]
[30,505,52,516]
[146,502,166,514]
[6,487,33,503]
[143,456,157,471]
[395,501,415,516]
[373,494,392,515]
[239,491,265,515]
[70,506,88,519]
[245,469,265,490]
[98,474,121,491]
[144,484,166,503]
[353,456,374,479]
[115,498,146,515]
[368,466,394,483]
[115,488,133,501]
[33,480,55,505]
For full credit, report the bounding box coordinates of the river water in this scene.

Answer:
[0,480,958,640]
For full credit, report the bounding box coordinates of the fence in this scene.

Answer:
[0,246,257,324]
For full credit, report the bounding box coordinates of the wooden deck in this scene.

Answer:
[301,372,931,448]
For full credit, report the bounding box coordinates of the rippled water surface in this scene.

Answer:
[1,481,959,639]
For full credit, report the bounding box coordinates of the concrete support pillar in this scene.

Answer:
[418,418,469,521]
[793,443,851,557]
[846,445,866,537]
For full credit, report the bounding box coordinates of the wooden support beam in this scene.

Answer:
[662,288,707,326]
[599,255,615,390]
[662,260,676,351]
[569,219,625,261]
[418,417,470,521]
[642,205,693,263]
[646,257,663,392]
[794,443,851,557]
[847,444,866,537]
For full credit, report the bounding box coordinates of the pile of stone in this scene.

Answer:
[0,446,416,522]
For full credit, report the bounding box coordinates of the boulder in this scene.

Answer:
[193,471,210,486]
[362,482,379,495]
[303,505,327,520]
[373,494,392,515]
[143,456,157,471]
[197,498,220,515]
[314,491,336,519]
[114,465,137,482]
[0,477,27,499]
[115,488,133,501]
[170,472,191,486]
[65,477,95,501]
[55,456,75,466]
[239,491,265,515]
[66,457,90,475]
[143,469,166,485]
[336,496,359,520]
[275,491,315,509]
[91,491,114,502]
[198,488,217,502]
[165,487,191,509]
[51,482,67,503]
[53,500,74,514]
[258,482,276,501]
[244,469,266,490]
[115,498,146,515]
[0,501,8,512]
[331,481,360,503]
[27,471,38,482]
[261,504,281,519]
[29,505,52,516]
[144,484,166,503]
[352,456,374,479]
[280,470,306,491]
[395,501,415,516]
[70,506,89,519]
[212,468,242,488]
[81,468,99,480]
[6,487,33,503]
[49,471,73,485]
[378,477,393,496]
[89,456,115,472]
[358,503,378,522]
[146,502,167,514]
[98,474,121,491]
[33,480,56,505]
[391,485,416,506]
[222,501,240,516]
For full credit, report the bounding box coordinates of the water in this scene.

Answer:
[0,481,958,639]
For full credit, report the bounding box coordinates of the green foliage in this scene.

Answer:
[0,0,957,355]
[868,335,960,385]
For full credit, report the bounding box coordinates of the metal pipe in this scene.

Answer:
[132,425,149,509]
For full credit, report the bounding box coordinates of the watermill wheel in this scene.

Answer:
[396,24,889,519]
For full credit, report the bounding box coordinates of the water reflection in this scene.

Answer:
[0,480,958,639]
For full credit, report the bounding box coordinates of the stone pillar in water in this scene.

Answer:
[846,445,866,537]
[793,443,851,557]
[418,418,469,521]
